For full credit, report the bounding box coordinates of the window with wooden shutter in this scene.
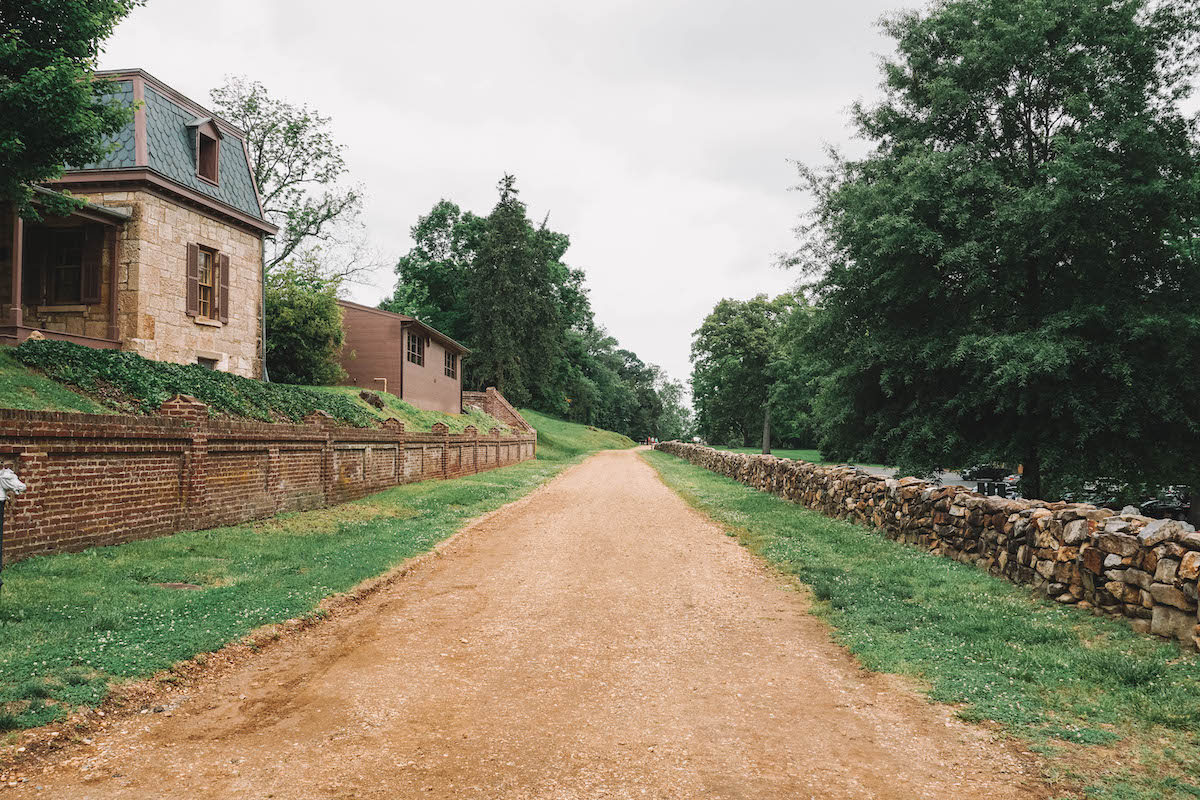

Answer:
[81,224,103,305]
[186,243,200,317]
[197,248,215,319]
[218,252,230,324]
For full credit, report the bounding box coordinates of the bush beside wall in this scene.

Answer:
[654,442,1200,649]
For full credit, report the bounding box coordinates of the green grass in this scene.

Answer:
[0,350,110,415]
[642,449,1200,800]
[713,445,887,469]
[519,408,636,462]
[0,410,624,733]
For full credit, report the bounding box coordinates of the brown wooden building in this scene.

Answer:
[337,300,470,414]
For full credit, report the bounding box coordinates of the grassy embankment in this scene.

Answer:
[0,339,505,432]
[518,408,636,461]
[0,409,631,733]
[643,449,1200,800]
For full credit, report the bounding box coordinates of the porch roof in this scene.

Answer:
[30,186,132,224]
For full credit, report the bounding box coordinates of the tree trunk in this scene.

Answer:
[1023,439,1041,501]
[761,403,772,455]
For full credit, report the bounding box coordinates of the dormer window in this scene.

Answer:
[188,117,222,184]
[197,132,218,183]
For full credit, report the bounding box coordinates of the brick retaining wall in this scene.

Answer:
[0,396,537,563]
[654,442,1200,649]
[462,388,534,433]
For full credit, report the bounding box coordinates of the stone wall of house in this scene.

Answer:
[653,442,1200,650]
[75,189,263,377]
[0,397,537,563]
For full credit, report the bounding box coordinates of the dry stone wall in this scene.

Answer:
[654,442,1200,649]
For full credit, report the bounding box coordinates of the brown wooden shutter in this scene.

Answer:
[218,252,230,324]
[81,224,103,304]
[186,243,199,317]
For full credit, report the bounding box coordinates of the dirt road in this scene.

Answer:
[30,449,1043,799]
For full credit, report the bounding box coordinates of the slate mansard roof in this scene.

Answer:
[55,69,274,234]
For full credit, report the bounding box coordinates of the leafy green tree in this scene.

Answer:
[691,294,797,450]
[210,77,362,274]
[768,299,821,449]
[656,378,694,442]
[793,0,1200,499]
[381,200,484,343]
[264,257,346,386]
[1,0,144,218]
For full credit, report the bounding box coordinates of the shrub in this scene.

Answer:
[14,339,373,426]
[265,261,347,386]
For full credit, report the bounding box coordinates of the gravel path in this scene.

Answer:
[29,449,1044,799]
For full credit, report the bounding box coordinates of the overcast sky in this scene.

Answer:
[100,0,903,389]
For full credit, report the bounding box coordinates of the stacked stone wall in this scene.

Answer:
[654,442,1200,649]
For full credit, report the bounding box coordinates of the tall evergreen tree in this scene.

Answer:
[384,177,686,440]
[795,0,1200,499]
[465,175,565,406]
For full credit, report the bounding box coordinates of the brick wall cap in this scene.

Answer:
[303,410,336,427]
[160,394,210,421]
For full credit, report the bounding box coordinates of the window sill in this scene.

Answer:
[196,173,220,187]
[194,317,223,328]
[37,305,89,313]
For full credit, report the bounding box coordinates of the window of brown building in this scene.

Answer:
[444,351,457,379]
[197,132,219,183]
[197,356,219,370]
[407,331,424,366]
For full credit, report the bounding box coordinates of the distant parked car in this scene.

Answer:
[961,464,1010,481]
[1138,486,1190,520]
[1059,480,1190,518]
[1061,479,1124,509]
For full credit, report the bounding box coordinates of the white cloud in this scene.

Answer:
[100,0,899,386]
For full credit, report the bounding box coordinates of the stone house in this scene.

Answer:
[337,300,471,415]
[0,69,277,377]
